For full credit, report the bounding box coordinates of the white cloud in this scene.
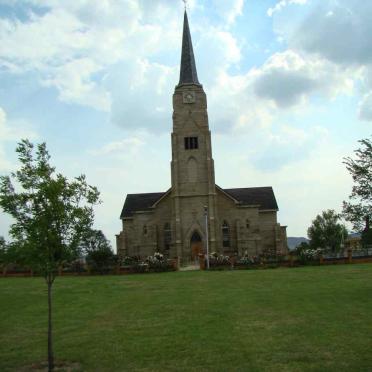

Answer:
[0,107,37,142]
[0,107,38,171]
[211,0,244,25]
[278,0,372,121]
[292,1,372,65]
[0,0,181,113]
[358,92,372,121]
[107,59,177,132]
[42,58,111,111]
[203,49,354,135]
[90,137,145,156]
[267,0,308,17]
[253,50,354,108]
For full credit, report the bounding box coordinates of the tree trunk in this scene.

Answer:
[47,278,54,372]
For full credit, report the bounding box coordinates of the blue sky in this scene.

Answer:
[0,0,371,247]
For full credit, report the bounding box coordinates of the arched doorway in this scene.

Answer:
[190,231,202,263]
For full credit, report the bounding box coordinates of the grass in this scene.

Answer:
[1,265,372,371]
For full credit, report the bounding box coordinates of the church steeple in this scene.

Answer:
[179,10,200,86]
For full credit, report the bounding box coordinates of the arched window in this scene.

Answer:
[187,157,198,182]
[164,223,171,250]
[222,220,230,248]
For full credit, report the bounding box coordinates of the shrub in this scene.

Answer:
[298,247,322,265]
[146,252,174,272]
[209,252,231,268]
[237,255,259,265]
[120,253,174,273]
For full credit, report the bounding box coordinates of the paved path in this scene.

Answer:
[179,264,200,271]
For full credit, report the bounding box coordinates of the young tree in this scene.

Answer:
[308,209,348,253]
[343,137,372,232]
[82,230,116,274]
[0,140,100,371]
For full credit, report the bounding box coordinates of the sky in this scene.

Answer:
[0,0,371,248]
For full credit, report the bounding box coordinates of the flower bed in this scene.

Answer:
[208,252,232,270]
[234,254,286,269]
[120,253,176,274]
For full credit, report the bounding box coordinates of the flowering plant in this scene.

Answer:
[298,247,322,264]
[146,252,173,272]
[237,255,259,265]
[209,252,231,267]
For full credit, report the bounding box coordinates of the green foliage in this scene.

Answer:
[0,237,26,269]
[343,137,372,231]
[0,236,6,267]
[0,140,100,279]
[294,241,310,253]
[84,230,116,274]
[307,209,348,253]
[294,242,322,264]
[361,228,372,247]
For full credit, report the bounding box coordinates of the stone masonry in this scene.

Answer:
[116,11,287,263]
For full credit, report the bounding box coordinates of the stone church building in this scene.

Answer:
[116,11,287,262]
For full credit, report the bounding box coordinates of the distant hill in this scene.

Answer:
[287,237,309,250]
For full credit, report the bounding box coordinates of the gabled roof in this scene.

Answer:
[223,187,278,210]
[120,186,278,219]
[120,192,166,218]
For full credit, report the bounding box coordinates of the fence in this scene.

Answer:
[1,259,179,277]
[198,249,372,270]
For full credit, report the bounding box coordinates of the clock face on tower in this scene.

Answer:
[182,91,196,104]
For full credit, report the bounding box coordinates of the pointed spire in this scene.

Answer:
[179,10,200,86]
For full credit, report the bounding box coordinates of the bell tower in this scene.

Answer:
[171,11,218,261]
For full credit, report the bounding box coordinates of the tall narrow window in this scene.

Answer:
[184,137,198,150]
[222,220,230,248]
[164,223,171,250]
[143,225,147,235]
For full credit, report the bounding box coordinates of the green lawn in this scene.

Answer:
[1,265,372,372]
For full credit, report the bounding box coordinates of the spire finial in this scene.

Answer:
[178,5,200,86]
[182,0,187,10]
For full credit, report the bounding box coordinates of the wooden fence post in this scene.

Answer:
[319,254,324,265]
[171,259,178,271]
[289,253,294,267]
[198,254,205,270]
[230,256,236,269]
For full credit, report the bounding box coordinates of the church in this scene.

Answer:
[116,11,288,263]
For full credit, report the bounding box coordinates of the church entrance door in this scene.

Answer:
[190,231,202,264]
